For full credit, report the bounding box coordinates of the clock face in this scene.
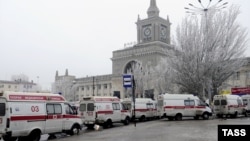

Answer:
[160,27,167,37]
[143,27,151,37]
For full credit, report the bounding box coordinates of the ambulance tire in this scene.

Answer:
[103,119,113,128]
[2,136,17,141]
[139,115,146,122]
[68,125,80,135]
[123,117,130,125]
[27,130,41,141]
[175,114,182,121]
[202,113,209,120]
[231,112,238,118]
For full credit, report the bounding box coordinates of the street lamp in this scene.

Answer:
[184,0,228,15]
[185,0,228,31]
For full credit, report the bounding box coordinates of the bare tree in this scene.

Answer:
[152,58,175,94]
[11,74,29,82]
[169,5,248,101]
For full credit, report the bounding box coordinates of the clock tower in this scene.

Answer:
[136,0,171,44]
[111,0,173,99]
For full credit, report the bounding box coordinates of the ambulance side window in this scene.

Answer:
[198,100,207,106]
[237,99,243,106]
[243,99,248,105]
[112,103,120,110]
[47,104,54,114]
[46,104,62,114]
[146,103,153,109]
[184,100,195,106]
[54,104,62,114]
[64,104,74,114]
[0,103,5,116]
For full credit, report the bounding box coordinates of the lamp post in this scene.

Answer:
[185,0,228,14]
[184,0,228,31]
[92,76,95,96]
[184,0,228,104]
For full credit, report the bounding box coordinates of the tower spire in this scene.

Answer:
[147,0,159,18]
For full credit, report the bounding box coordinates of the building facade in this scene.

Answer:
[52,0,175,101]
[0,80,40,93]
[52,0,250,101]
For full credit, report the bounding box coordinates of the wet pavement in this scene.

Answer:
[39,117,250,141]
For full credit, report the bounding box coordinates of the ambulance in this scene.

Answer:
[157,94,212,120]
[213,94,246,118]
[0,91,83,141]
[122,98,157,121]
[241,94,250,116]
[79,96,131,129]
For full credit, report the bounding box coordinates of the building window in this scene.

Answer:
[236,72,240,80]
[246,71,250,78]
[8,85,11,88]
[81,87,84,91]
[97,84,101,89]
[104,84,107,89]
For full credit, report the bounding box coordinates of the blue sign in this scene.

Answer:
[123,74,133,88]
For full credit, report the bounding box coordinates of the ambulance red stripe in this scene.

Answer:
[97,111,113,114]
[10,114,79,121]
[164,106,205,109]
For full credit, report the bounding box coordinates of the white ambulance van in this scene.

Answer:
[213,94,246,118]
[0,91,83,141]
[242,94,250,116]
[122,98,157,121]
[157,94,212,120]
[79,96,131,129]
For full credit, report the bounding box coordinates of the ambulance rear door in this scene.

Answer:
[79,102,96,124]
[0,98,7,135]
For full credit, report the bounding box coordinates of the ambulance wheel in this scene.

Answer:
[104,119,113,128]
[139,115,146,122]
[175,114,182,121]
[216,114,222,118]
[27,130,41,141]
[123,117,130,125]
[230,112,238,118]
[69,125,80,135]
[2,136,17,141]
[202,113,209,120]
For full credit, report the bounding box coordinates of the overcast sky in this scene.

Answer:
[0,0,249,90]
